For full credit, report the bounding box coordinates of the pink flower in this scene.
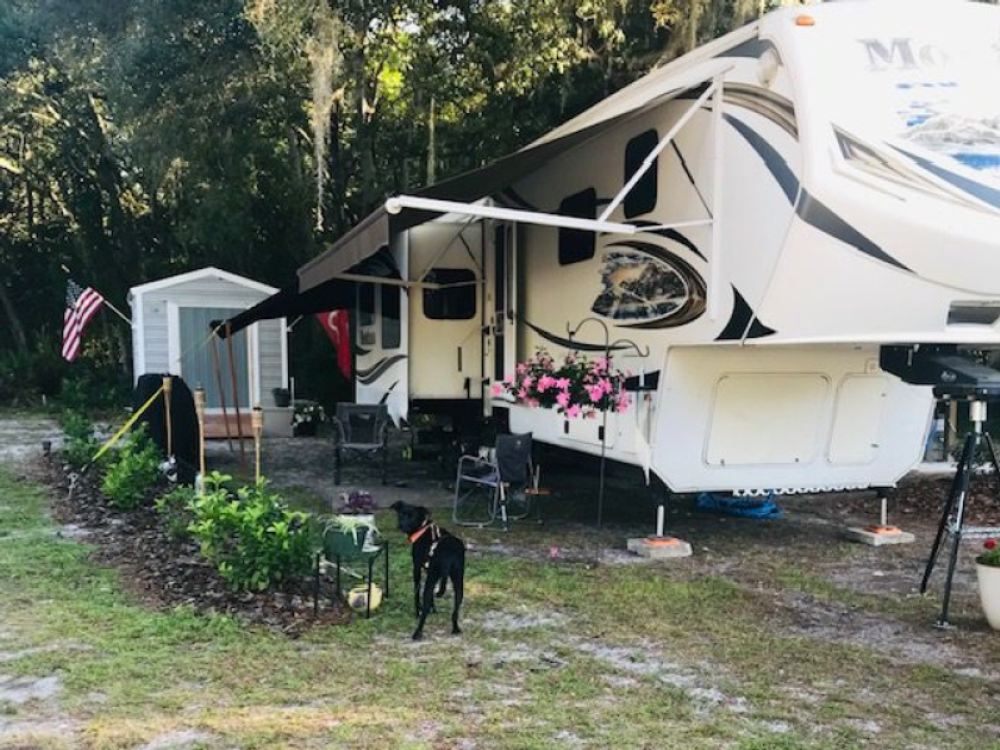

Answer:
[556,392,571,409]
[491,383,503,396]
[523,376,534,389]
[587,385,603,403]
[598,378,613,395]
[596,357,609,372]
[517,363,527,375]
[538,375,556,393]
[518,388,528,400]
[556,378,571,390]
[616,400,629,413]
[504,374,514,384]
[567,404,582,419]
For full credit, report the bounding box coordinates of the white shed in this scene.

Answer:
[128,267,291,437]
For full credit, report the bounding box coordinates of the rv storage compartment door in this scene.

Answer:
[826,375,888,466]
[706,374,829,466]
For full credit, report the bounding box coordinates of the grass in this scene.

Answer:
[2,466,1000,749]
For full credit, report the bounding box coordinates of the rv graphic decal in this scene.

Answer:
[592,241,706,329]
[715,287,776,341]
[724,114,799,202]
[356,354,407,385]
[894,147,1000,210]
[795,190,910,271]
[902,115,1000,195]
[836,127,997,213]
[859,38,949,72]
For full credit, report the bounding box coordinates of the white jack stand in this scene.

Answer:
[628,505,692,559]
[844,489,915,546]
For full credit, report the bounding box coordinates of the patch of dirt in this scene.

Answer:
[0,417,61,463]
[138,730,216,750]
[40,460,349,636]
[782,593,973,671]
[573,640,748,713]
[0,673,61,704]
[0,643,90,664]
[478,610,569,631]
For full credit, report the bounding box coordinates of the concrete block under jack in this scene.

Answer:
[627,536,693,559]
[844,525,915,546]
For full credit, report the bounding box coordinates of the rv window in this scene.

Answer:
[357,283,376,346]
[382,284,401,349]
[624,130,658,218]
[424,268,476,320]
[558,188,597,265]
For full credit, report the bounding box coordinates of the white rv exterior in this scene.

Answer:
[347,0,1000,494]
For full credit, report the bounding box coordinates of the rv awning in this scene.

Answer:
[297,63,729,292]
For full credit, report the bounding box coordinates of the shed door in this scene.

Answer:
[179,307,250,409]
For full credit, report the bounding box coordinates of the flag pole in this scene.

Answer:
[60,265,132,325]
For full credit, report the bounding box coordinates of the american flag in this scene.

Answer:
[62,279,104,361]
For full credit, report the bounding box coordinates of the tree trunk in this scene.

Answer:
[426,95,437,186]
[0,281,29,354]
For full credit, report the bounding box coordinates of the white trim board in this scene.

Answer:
[130,266,278,297]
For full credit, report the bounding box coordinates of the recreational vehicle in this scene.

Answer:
[229,0,1000,495]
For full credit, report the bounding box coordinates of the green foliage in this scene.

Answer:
[187,472,313,593]
[60,410,100,470]
[155,484,198,542]
[979,539,1000,567]
[101,424,162,509]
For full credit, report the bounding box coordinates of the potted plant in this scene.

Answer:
[329,491,380,553]
[293,400,325,436]
[272,387,291,408]
[977,538,1000,630]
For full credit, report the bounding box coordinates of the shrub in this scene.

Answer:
[101,425,163,509]
[60,410,101,470]
[188,473,313,593]
[155,485,198,542]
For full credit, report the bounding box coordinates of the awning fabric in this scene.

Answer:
[218,249,399,337]
[223,65,724,336]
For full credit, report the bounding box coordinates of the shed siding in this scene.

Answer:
[258,319,285,405]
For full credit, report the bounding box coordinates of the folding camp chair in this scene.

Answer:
[453,433,542,528]
[332,404,391,485]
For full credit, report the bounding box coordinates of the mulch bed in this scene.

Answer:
[896,472,1000,529]
[38,457,350,636]
[817,472,1000,530]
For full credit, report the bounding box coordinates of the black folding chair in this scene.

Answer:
[332,404,391,485]
[453,433,540,529]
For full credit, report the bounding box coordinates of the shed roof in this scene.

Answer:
[129,267,278,299]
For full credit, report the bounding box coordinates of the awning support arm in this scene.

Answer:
[708,73,725,321]
[598,80,720,223]
[385,196,639,236]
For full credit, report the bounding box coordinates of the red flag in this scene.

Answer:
[62,278,105,361]
[316,310,351,379]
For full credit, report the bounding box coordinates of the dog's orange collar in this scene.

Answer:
[408,523,431,544]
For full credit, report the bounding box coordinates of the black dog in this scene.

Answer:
[390,501,465,640]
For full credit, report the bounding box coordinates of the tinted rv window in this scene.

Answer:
[624,130,658,218]
[357,283,376,346]
[381,284,401,349]
[424,268,476,320]
[558,188,597,265]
